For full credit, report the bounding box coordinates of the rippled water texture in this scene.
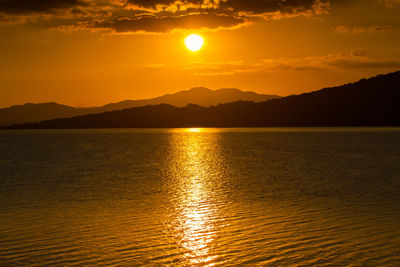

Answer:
[1,128,400,266]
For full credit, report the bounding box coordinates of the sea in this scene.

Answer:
[0,128,400,266]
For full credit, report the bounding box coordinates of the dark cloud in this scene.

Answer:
[124,0,328,15]
[126,0,185,9]
[0,0,330,33]
[381,0,400,8]
[220,0,320,14]
[95,13,247,33]
[0,0,86,14]
[99,0,331,33]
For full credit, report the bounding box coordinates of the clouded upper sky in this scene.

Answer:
[1,0,399,107]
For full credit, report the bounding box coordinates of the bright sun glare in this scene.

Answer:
[188,128,201,132]
[185,34,204,52]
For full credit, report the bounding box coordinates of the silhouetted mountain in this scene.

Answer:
[5,71,400,129]
[0,87,278,126]
[0,102,78,127]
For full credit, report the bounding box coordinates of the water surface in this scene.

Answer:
[1,128,400,266]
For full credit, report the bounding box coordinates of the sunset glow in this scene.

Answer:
[0,1,400,107]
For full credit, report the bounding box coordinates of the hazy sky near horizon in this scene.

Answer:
[1,0,400,107]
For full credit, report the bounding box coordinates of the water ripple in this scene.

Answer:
[1,128,400,265]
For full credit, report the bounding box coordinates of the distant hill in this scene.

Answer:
[5,71,400,129]
[0,88,278,126]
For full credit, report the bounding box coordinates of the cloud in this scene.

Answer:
[319,53,400,70]
[381,0,400,7]
[144,63,165,68]
[0,0,87,15]
[220,0,326,14]
[126,0,178,9]
[181,57,325,76]
[93,13,248,33]
[179,53,400,76]
[334,25,392,34]
[0,0,331,33]
[325,58,400,69]
[124,0,329,14]
[351,49,369,57]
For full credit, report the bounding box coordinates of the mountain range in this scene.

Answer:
[0,88,278,126]
[5,71,400,129]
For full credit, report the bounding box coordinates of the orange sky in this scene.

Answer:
[1,0,400,108]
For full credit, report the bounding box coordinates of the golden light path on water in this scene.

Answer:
[1,128,400,265]
[167,128,223,265]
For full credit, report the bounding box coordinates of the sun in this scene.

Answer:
[185,34,204,52]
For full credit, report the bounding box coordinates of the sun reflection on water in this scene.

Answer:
[167,131,223,265]
[180,181,217,264]
[187,128,202,133]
